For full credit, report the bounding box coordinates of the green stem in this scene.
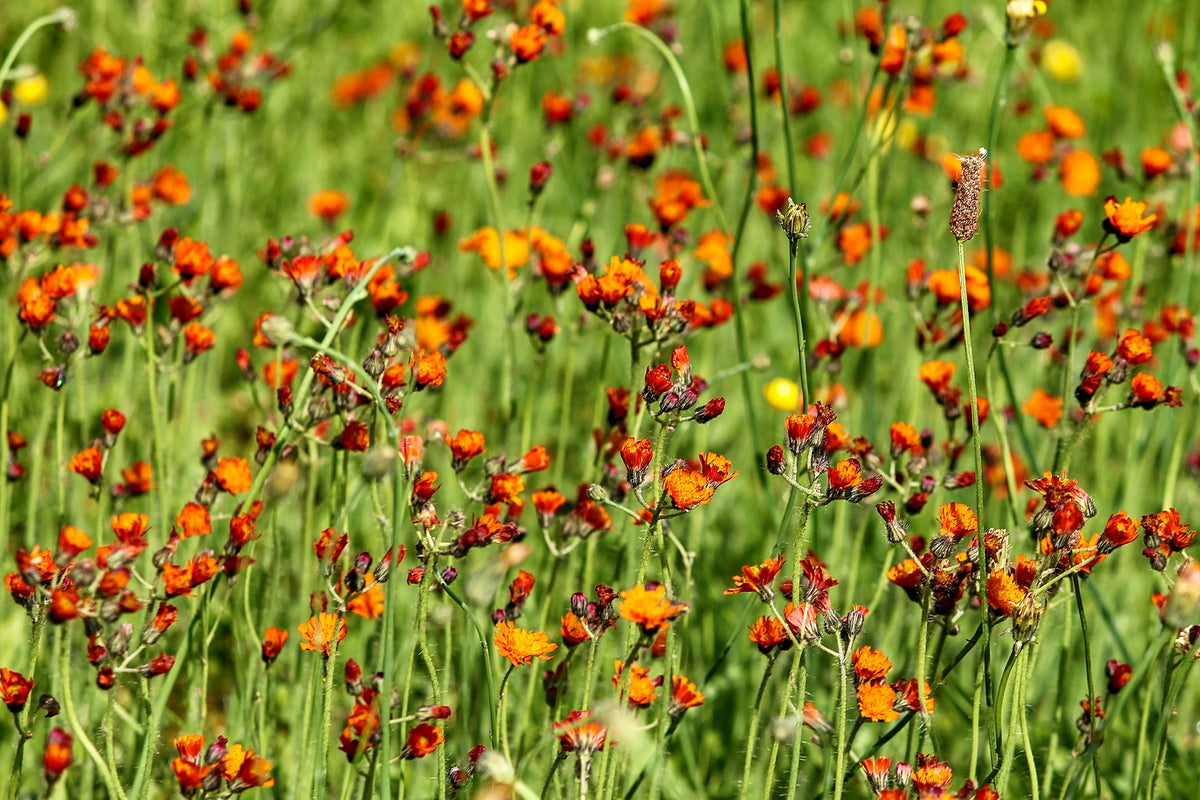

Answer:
[830,638,852,800]
[496,665,516,761]
[0,9,74,93]
[57,629,128,800]
[378,467,409,800]
[736,656,777,800]
[316,615,345,800]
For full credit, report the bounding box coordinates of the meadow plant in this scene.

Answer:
[2,1,1199,799]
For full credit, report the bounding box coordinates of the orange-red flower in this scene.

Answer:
[663,468,713,510]
[937,502,978,539]
[851,647,893,683]
[668,674,704,718]
[511,25,547,62]
[308,190,350,222]
[183,322,215,357]
[401,723,444,759]
[69,446,103,484]
[448,429,486,470]
[724,554,785,600]
[298,612,347,657]
[1059,149,1101,197]
[262,627,288,666]
[215,457,252,494]
[43,728,73,784]
[1023,388,1063,428]
[619,584,689,634]
[1103,196,1157,242]
[222,743,275,790]
[748,614,789,652]
[494,621,558,666]
[555,709,607,754]
[986,569,1025,616]
[1,668,33,711]
[613,661,659,707]
[175,502,211,539]
[857,681,900,722]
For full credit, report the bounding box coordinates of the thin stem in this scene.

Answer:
[56,629,128,800]
[736,655,777,800]
[496,664,516,760]
[830,637,852,800]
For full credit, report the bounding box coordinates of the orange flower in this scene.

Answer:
[648,170,708,229]
[511,25,547,62]
[668,675,704,718]
[694,230,733,282]
[462,0,493,22]
[411,350,447,388]
[1023,388,1063,428]
[183,322,215,357]
[162,553,220,597]
[836,309,883,348]
[1015,129,1056,166]
[262,627,289,665]
[835,222,881,266]
[1116,328,1153,365]
[531,1,566,35]
[402,723,444,759]
[1141,147,1172,179]
[663,468,713,509]
[215,457,252,493]
[857,681,900,722]
[1059,149,1101,197]
[1,668,33,712]
[121,461,153,495]
[448,429,486,470]
[459,227,529,275]
[556,710,607,754]
[69,446,103,484]
[174,237,214,282]
[298,612,347,657]
[348,579,385,620]
[1043,105,1086,138]
[1129,372,1166,407]
[222,744,275,790]
[43,728,74,783]
[626,0,667,25]
[494,620,558,666]
[890,422,921,457]
[986,569,1025,615]
[619,584,688,634]
[308,190,350,222]
[937,502,978,539]
[488,472,525,504]
[724,554,785,599]
[172,502,211,539]
[57,525,93,558]
[918,360,956,393]
[613,661,659,707]
[851,647,892,683]
[1103,196,1157,241]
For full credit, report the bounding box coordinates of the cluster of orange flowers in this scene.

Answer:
[169,733,275,795]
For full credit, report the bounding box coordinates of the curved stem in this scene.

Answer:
[57,629,128,800]
[735,655,777,800]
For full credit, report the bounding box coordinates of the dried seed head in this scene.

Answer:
[949,148,987,242]
[776,197,811,244]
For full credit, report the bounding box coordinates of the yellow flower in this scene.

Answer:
[13,74,49,106]
[764,378,800,411]
[1042,40,1082,83]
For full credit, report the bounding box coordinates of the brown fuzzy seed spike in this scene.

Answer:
[949,148,987,242]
